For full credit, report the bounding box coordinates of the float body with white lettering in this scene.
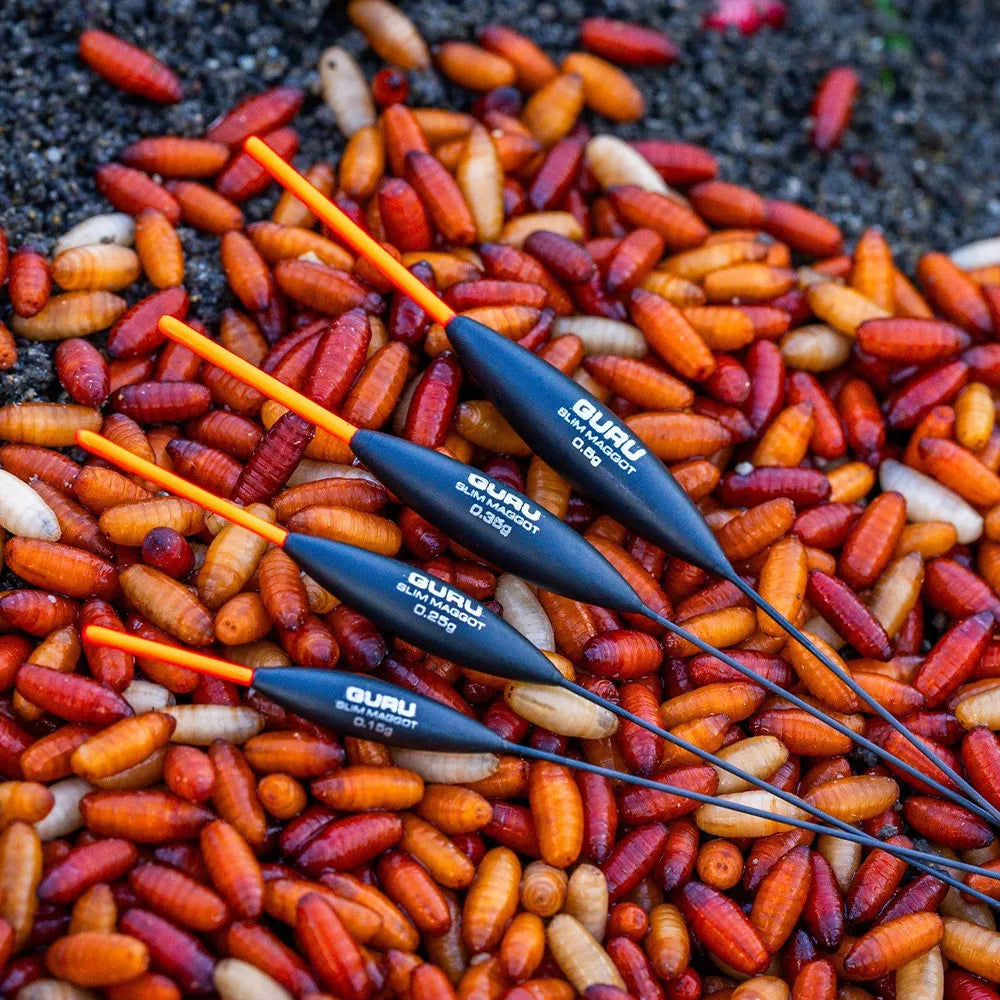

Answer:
[440,316,1000,822]
[251,668,511,751]
[444,314,733,578]
[242,664,1000,910]
[349,427,650,614]
[282,532,565,684]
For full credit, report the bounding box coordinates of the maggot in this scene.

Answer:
[319,46,376,137]
[0,470,61,541]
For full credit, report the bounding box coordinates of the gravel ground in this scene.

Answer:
[2,0,999,404]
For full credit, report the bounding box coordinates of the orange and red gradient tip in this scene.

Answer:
[243,136,456,326]
[74,429,289,548]
[82,625,255,685]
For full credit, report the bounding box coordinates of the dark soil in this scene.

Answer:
[2,0,999,403]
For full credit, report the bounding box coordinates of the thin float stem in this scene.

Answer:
[518,744,1000,910]
[733,575,1000,830]
[562,679,1000,883]
[643,605,998,827]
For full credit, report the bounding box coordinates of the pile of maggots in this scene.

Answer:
[2,3,1000,999]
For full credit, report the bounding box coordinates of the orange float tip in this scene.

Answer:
[243,135,456,326]
[74,429,289,547]
[82,624,255,686]
[156,315,359,445]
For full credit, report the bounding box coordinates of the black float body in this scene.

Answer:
[350,429,648,614]
[445,314,734,578]
[251,668,509,752]
[282,532,564,685]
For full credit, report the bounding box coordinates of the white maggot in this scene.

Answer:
[319,46,376,137]
[494,574,555,651]
[818,833,863,893]
[458,125,505,243]
[880,459,983,544]
[53,213,135,256]
[0,470,60,540]
[547,914,625,993]
[500,212,583,248]
[287,460,381,487]
[390,748,499,784]
[895,945,943,1000]
[940,870,997,930]
[164,705,264,745]
[14,981,99,1000]
[955,686,1000,729]
[713,736,788,794]
[950,237,1000,271]
[34,778,93,841]
[553,316,647,357]
[226,641,292,669]
[695,790,807,838]
[779,324,853,372]
[585,135,671,196]
[214,958,293,1000]
[803,614,846,650]
[563,863,609,942]
[504,681,617,739]
[122,679,175,714]
[868,551,925,640]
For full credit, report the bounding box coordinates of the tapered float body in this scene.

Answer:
[282,532,565,684]
[251,667,511,752]
[350,429,648,613]
[77,427,1000,846]
[76,624,1000,906]
[159,143,1000,826]
[446,314,733,577]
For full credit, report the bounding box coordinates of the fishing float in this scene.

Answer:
[77,428,1000,879]
[82,624,1000,905]
[239,135,1000,830]
[155,308,995,827]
